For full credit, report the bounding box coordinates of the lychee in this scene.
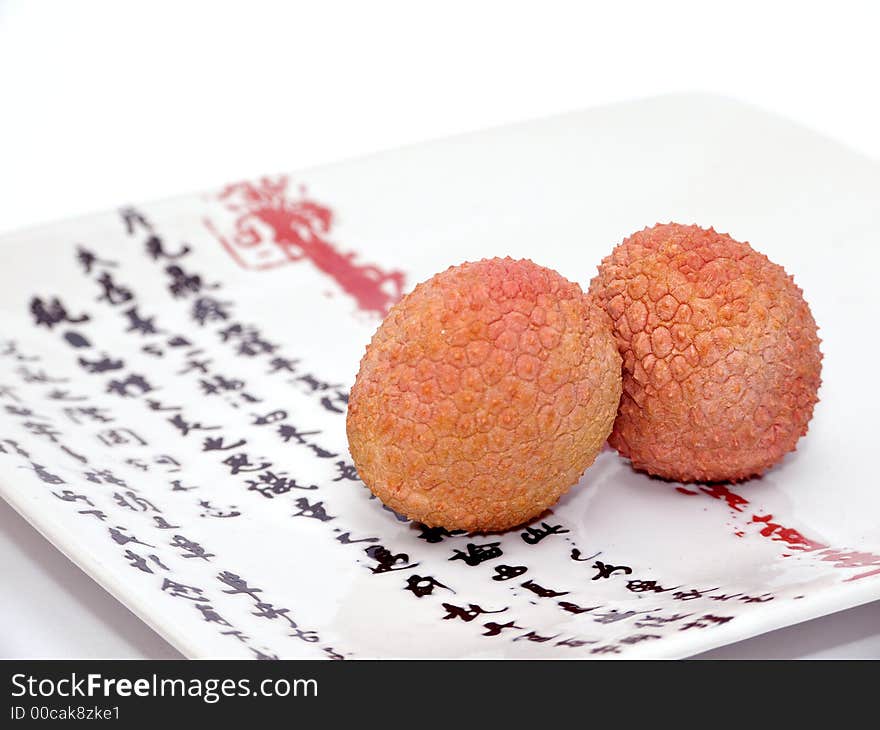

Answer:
[347,257,622,531]
[590,223,822,483]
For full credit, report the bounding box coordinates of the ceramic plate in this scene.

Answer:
[1,94,878,659]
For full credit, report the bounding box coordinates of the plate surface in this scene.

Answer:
[1,94,878,659]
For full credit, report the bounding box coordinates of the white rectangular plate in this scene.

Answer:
[1,94,878,659]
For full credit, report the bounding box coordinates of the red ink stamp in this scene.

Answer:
[204,176,405,317]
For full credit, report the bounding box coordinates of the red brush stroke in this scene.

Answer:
[677,482,880,582]
[204,176,405,317]
[698,484,750,513]
[750,514,826,552]
[819,550,880,582]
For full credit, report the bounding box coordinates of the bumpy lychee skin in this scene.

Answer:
[347,257,622,531]
[590,223,822,483]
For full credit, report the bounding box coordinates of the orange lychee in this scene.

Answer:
[590,223,822,483]
[347,257,622,531]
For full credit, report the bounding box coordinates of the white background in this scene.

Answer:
[1,0,878,658]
